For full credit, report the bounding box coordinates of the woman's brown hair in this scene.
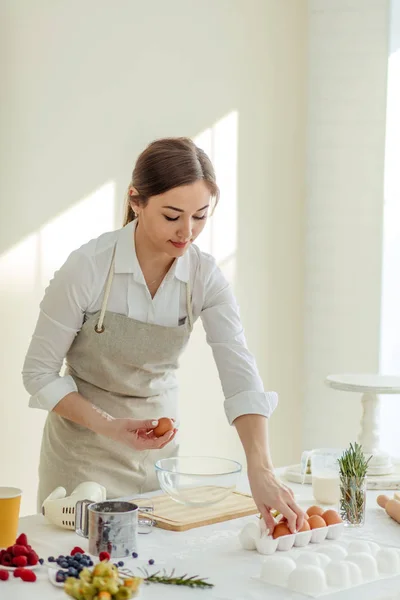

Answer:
[123,137,219,226]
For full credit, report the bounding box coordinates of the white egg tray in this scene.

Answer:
[254,540,400,597]
[239,519,344,555]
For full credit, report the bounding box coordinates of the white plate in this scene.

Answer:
[2,564,41,571]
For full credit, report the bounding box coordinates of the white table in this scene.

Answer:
[3,474,400,600]
[326,374,400,481]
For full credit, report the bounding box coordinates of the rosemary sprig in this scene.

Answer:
[119,566,214,589]
[337,442,371,525]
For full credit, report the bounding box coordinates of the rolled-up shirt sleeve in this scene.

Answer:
[200,261,278,425]
[22,249,94,411]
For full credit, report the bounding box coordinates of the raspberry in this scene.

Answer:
[20,569,36,582]
[70,546,85,556]
[0,570,9,581]
[12,556,28,568]
[14,568,24,578]
[99,551,110,561]
[12,545,28,557]
[0,553,12,567]
[16,533,28,547]
[26,551,38,566]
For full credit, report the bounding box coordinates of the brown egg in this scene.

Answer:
[308,515,327,529]
[298,519,311,532]
[322,509,342,526]
[272,523,292,539]
[306,505,324,517]
[153,417,174,438]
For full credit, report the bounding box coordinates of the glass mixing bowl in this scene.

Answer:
[154,456,242,506]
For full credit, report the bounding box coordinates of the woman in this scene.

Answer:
[22,137,305,533]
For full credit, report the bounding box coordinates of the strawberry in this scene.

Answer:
[12,556,28,568]
[0,553,12,567]
[14,568,24,578]
[70,546,85,556]
[26,551,38,566]
[12,545,28,557]
[16,533,28,547]
[0,570,9,581]
[99,551,110,561]
[20,569,36,582]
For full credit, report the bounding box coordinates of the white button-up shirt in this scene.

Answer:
[22,221,278,425]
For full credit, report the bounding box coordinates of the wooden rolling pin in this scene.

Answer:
[377,494,400,524]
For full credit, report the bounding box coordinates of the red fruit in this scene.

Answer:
[71,546,85,556]
[0,553,12,567]
[99,551,110,561]
[12,556,28,567]
[14,568,24,578]
[26,551,38,566]
[20,569,36,582]
[0,570,9,581]
[12,545,28,557]
[16,534,28,547]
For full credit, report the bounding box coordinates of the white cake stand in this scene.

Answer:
[325,374,400,484]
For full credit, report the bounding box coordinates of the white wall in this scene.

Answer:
[303,0,390,451]
[0,0,307,515]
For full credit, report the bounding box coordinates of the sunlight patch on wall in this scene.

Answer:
[194,111,238,284]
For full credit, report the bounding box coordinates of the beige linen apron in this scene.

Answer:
[37,247,193,510]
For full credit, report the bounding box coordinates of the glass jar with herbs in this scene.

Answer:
[337,442,371,527]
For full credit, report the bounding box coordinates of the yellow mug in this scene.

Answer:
[0,487,22,548]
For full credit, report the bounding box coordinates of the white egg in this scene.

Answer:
[260,556,297,586]
[376,548,400,575]
[256,535,278,555]
[317,543,348,562]
[239,522,260,550]
[346,561,363,586]
[346,552,378,581]
[347,541,372,555]
[325,560,351,587]
[288,565,327,595]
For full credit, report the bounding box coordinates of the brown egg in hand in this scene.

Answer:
[272,523,292,539]
[153,417,174,438]
[306,505,324,517]
[298,519,311,532]
[308,515,327,529]
[322,509,342,526]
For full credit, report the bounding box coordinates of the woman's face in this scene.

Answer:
[131,180,211,257]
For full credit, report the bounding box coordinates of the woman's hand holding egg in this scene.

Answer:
[247,465,307,535]
[103,416,177,450]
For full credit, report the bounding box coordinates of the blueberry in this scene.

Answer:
[60,561,69,569]
[118,561,124,567]
[58,555,65,560]
[148,559,155,565]
[74,553,82,560]
[48,556,55,562]
[55,570,66,583]
[88,560,93,566]
[132,552,138,559]
[68,567,78,577]
[39,558,44,565]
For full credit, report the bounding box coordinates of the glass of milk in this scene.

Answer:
[301,448,342,505]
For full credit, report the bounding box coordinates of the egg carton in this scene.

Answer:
[239,519,344,555]
[253,540,400,597]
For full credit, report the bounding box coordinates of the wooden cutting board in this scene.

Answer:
[140,487,258,532]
